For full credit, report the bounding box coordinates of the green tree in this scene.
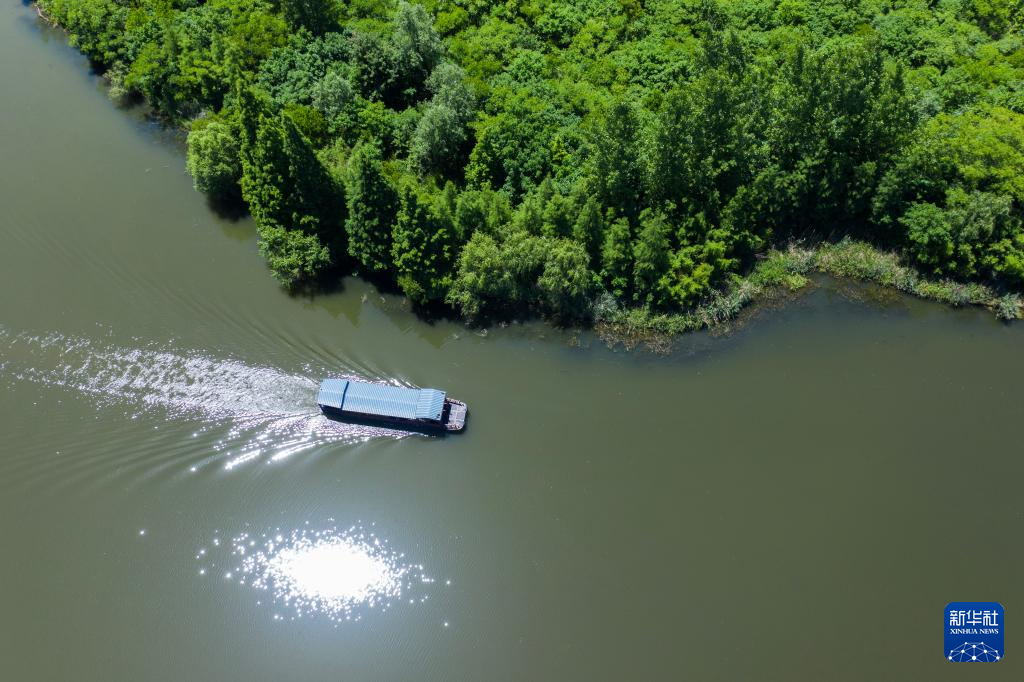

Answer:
[280,0,338,36]
[592,101,646,220]
[454,188,511,240]
[390,1,443,102]
[426,63,475,121]
[345,143,399,274]
[903,190,1018,279]
[41,0,1024,314]
[632,211,672,307]
[446,232,510,319]
[572,196,604,267]
[409,105,465,174]
[312,66,354,133]
[256,33,349,108]
[649,69,747,232]
[391,183,458,304]
[241,110,338,234]
[409,63,475,174]
[876,105,1024,282]
[186,117,241,201]
[239,100,342,287]
[538,239,595,322]
[665,232,738,306]
[601,216,633,299]
[257,225,330,289]
[541,189,573,238]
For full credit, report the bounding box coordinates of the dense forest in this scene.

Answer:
[38,0,1024,325]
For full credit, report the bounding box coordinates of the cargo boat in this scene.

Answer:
[317,378,467,433]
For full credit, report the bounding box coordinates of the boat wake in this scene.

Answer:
[0,328,410,472]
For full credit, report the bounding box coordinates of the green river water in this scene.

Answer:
[1,3,1023,680]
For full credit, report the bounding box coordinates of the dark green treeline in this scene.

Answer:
[39,0,1024,324]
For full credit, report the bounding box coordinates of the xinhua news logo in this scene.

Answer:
[945,602,1003,662]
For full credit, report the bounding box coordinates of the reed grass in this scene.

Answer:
[595,239,1018,348]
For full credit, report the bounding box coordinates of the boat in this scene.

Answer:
[316,378,468,433]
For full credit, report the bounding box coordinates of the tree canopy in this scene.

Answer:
[40,0,1024,319]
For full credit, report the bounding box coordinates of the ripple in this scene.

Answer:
[0,327,412,473]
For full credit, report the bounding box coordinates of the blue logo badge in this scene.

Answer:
[945,602,1003,662]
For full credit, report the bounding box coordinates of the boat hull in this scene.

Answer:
[319,406,449,434]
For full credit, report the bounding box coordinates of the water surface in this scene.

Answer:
[1,4,1022,680]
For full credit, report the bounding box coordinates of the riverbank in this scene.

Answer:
[595,239,1021,350]
[33,0,1024,338]
[27,7,1022,349]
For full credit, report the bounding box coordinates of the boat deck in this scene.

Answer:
[445,401,468,431]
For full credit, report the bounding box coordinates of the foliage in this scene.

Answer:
[186,116,241,200]
[42,0,1024,325]
[280,0,338,36]
[391,181,458,304]
[257,225,331,289]
[344,142,398,274]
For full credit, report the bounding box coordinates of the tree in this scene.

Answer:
[876,105,1024,282]
[664,231,738,306]
[239,102,342,287]
[601,216,633,299]
[592,101,646,220]
[446,232,510,319]
[284,104,328,147]
[391,183,458,304]
[241,111,336,232]
[466,93,566,200]
[743,38,914,239]
[454,188,510,240]
[349,30,397,102]
[649,70,747,231]
[427,62,475,120]
[500,230,550,302]
[632,211,672,307]
[409,63,476,174]
[903,190,1018,279]
[256,33,349,107]
[572,196,604,267]
[409,105,465,174]
[41,0,1024,314]
[312,67,354,133]
[390,1,443,102]
[257,226,330,289]
[280,0,338,36]
[186,117,241,201]
[345,143,399,274]
[538,239,595,322]
[541,188,573,238]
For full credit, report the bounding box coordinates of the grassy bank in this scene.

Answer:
[595,239,1021,349]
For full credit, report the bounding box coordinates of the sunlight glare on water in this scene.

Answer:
[197,524,439,623]
[0,327,409,471]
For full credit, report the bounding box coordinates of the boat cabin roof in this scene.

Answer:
[318,379,446,422]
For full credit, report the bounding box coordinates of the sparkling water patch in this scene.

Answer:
[0,327,411,471]
[197,523,442,624]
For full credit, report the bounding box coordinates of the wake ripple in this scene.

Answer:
[0,327,410,472]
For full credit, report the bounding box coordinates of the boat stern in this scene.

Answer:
[444,399,468,432]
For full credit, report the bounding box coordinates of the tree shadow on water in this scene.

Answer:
[206,193,248,223]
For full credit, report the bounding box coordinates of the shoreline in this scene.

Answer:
[595,239,1021,351]
[26,3,1022,352]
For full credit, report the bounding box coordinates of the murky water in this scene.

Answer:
[1,3,1023,680]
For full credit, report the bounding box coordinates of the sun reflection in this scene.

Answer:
[0,328,411,473]
[197,523,440,623]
